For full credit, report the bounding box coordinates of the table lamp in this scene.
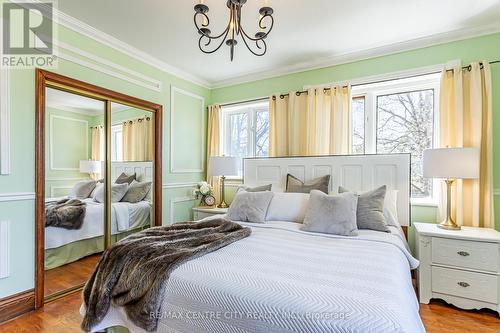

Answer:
[423,148,479,230]
[80,160,103,180]
[209,156,238,208]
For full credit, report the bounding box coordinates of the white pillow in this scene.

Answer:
[266,192,310,223]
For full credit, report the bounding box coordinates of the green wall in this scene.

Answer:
[0,5,210,298]
[212,33,500,242]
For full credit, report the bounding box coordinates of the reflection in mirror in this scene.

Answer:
[109,102,154,246]
[44,88,105,299]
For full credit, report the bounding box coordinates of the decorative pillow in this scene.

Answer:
[383,189,399,227]
[286,174,330,194]
[237,184,272,192]
[68,180,97,199]
[301,190,358,236]
[115,172,136,185]
[93,183,129,203]
[338,185,390,232]
[121,180,152,203]
[266,192,309,223]
[226,191,274,223]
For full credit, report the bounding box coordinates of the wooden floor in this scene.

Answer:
[0,291,497,332]
[44,254,101,297]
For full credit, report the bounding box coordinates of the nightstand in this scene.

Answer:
[414,222,500,314]
[192,207,228,221]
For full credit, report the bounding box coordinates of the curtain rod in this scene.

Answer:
[219,97,269,108]
[272,59,500,100]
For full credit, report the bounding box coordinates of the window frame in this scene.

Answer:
[351,74,441,205]
[111,123,123,162]
[221,100,269,179]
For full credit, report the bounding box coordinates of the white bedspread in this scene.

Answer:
[89,219,424,333]
[45,199,151,249]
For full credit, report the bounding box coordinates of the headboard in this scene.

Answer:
[243,154,411,227]
[111,161,153,182]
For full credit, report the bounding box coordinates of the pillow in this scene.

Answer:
[338,185,390,232]
[93,183,129,203]
[339,186,400,228]
[115,172,136,185]
[301,190,358,236]
[237,184,272,192]
[266,192,309,223]
[226,191,274,223]
[121,180,152,203]
[68,180,97,199]
[286,174,330,194]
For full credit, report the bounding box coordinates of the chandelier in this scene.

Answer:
[194,0,274,61]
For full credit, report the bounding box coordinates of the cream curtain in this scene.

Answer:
[207,104,222,204]
[439,62,494,228]
[122,117,153,161]
[90,126,103,179]
[269,85,352,157]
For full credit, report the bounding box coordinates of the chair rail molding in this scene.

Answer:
[162,182,199,189]
[0,66,10,175]
[0,193,36,202]
[169,86,206,174]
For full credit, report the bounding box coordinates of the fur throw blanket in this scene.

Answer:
[81,218,251,332]
[45,198,86,229]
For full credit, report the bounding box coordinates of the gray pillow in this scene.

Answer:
[226,191,274,223]
[237,184,272,192]
[338,185,390,232]
[121,180,152,203]
[68,180,97,199]
[93,183,129,203]
[115,172,136,185]
[301,190,358,236]
[286,174,330,194]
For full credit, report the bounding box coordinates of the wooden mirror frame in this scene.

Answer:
[35,69,163,309]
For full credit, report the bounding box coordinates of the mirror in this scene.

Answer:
[44,88,105,299]
[109,102,154,245]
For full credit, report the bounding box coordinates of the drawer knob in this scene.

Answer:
[457,251,470,257]
[457,282,470,288]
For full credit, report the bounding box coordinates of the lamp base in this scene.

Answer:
[437,217,461,230]
[217,201,228,209]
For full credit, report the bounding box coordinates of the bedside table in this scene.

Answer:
[414,222,500,314]
[192,207,228,221]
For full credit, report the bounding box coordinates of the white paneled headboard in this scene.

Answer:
[243,154,411,226]
[111,161,153,182]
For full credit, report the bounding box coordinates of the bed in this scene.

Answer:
[45,162,153,270]
[86,154,424,333]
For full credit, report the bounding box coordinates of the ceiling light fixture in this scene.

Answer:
[194,0,274,61]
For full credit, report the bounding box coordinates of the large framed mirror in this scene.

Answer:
[35,69,162,308]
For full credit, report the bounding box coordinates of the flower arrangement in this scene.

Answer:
[192,181,214,199]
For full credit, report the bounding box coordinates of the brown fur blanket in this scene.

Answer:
[81,218,251,332]
[45,198,86,229]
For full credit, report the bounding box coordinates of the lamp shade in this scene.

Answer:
[80,160,102,174]
[423,148,479,179]
[209,156,238,176]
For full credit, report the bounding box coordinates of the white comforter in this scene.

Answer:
[45,199,151,249]
[89,218,424,333]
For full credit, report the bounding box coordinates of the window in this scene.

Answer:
[111,124,123,161]
[221,101,270,176]
[351,73,440,203]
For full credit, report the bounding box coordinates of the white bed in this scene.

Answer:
[87,155,424,333]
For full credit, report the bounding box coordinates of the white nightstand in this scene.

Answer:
[192,207,228,221]
[414,222,500,314]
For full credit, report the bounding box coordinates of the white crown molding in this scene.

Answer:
[211,23,500,89]
[169,86,206,174]
[16,0,211,89]
[0,192,36,202]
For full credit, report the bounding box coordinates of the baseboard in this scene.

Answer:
[0,289,35,323]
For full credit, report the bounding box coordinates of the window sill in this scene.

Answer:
[411,200,438,208]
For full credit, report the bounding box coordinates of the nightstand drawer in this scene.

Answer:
[432,237,498,272]
[431,266,498,304]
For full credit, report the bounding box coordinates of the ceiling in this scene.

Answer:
[47,88,129,115]
[57,0,500,87]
